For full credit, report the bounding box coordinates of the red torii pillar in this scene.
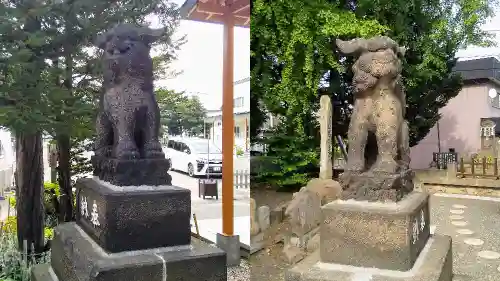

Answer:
[179,0,249,266]
[221,11,235,237]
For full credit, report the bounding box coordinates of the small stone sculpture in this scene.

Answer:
[94,24,165,160]
[250,198,260,236]
[283,188,323,264]
[336,36,413,201]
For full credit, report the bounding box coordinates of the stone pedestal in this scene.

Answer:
[285,192,452,281]
[32,176,227,281]
[92,156,172,186]
[339,169,415,202]
[75,178,191,252]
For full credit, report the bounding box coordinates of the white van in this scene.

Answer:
[165,138,222,177]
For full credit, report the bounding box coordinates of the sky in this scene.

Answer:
[455,6,500,60]
[148,2,500,110]
[150,0,250,111]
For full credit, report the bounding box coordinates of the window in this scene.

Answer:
[234,126,241,138]
[167,140,175,148]
[491,94,500,109]
[178,142,191,154]
[173,141,182,151]
[234,97,244,108]
[190,142,221,153]
[481,126,495,138]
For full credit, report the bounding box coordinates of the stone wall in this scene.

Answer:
[415,166,500,197]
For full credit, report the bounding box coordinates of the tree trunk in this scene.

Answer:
[56,15,75,222]
[15,131,44,253]
[57,135,73,222]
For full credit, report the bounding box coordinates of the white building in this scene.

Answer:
[0,129,15,195]
[204,77,250,151]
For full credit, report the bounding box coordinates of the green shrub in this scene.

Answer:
[1,216,17,233]
[1,216,54,241]
[0,232,30,281]
[8,182,62,212]
[0,216,52,281]
[250,156,281,175]
[253,129,319,191]
[9,196,16,209]
[0,231,51,281]
[44,228,54,240]
[235,145,244,156]
[43,182,60,196]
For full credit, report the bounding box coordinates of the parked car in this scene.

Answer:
[164,137,222,177]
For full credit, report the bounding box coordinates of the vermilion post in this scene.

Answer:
[221,11,235,236]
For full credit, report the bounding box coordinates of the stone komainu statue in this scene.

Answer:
[336,36,413,201]
[94,24,165,160]
[336,36,410,174]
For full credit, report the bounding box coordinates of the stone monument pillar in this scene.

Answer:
[32,24,227,281]
[286,36,452,281]
[318,94,333,180]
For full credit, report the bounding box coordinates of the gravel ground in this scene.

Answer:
[191,236,250,280]
[228,258,250,281]
[430,195,500,281]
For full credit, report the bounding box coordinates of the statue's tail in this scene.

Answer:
[336,36,406,57]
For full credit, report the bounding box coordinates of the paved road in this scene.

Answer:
[170,169,250,246]
[170,170,250,221]
[430,194,500,280]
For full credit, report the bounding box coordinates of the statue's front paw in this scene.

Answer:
[370,159,398,173]
[143,141,165,158]
[114,141,140,159]
[95,146,111,157]
[144,150,165,159]
[345,161,364,172]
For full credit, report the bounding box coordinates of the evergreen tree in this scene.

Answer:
[0,0,182,249]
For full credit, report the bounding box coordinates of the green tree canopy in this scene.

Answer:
[0,0,183,249]
[251,0,496,187]
[156,88,207,137]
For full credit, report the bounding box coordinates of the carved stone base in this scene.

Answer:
[75,178,190,253]
[320,192,430,271]
[285,192,452,281]
[339,169,414,202]
[285,235,452,281]
[92,156,171,186]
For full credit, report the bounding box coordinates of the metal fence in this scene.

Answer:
[433,152,458,170]
[234,170,250,189]
[333,158,346,169]
[456,156,500,179]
